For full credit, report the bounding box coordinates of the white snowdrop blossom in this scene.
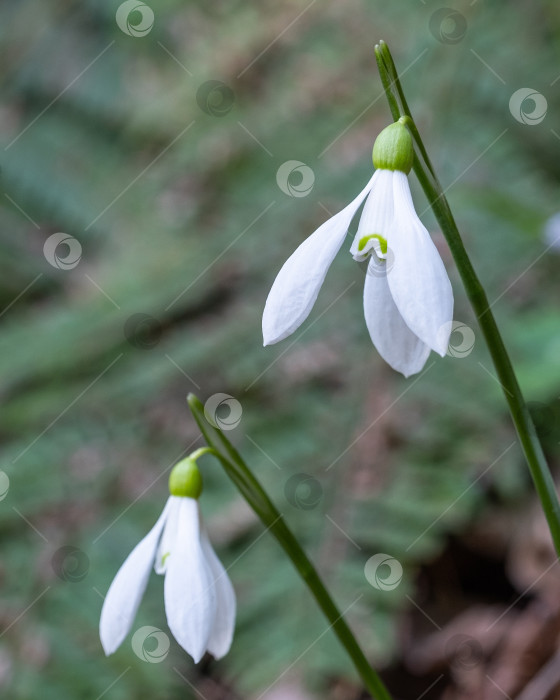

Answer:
[100,458,236,663]
[262,121,454,377]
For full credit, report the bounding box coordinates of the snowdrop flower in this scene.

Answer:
[100,456,236,663]
[262,120,454,377]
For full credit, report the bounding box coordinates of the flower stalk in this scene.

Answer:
[187,394,394,700]
[374,41,560,556]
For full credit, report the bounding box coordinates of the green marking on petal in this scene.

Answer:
[161,552,170,566]
[358,233,388,255]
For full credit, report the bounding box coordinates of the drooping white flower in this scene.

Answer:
[99,458,236,663]
[262,121,454,377]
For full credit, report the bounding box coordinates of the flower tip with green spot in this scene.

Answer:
[357,233,388,255]
[372,122,414,174]
[169,458,203,499]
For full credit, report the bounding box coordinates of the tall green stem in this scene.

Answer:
[187,394,393,700]
[374,41,560,556]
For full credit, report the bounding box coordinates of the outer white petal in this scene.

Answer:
[350,170,394,261]
[154,496,182,574]
[164,498,216,663]
[200,529,236,660]
[262,172,379,345]
[363,257,431,377]
[100,498,172,655]
[387,172,454,356]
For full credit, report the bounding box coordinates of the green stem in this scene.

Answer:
[187,394,394,700]
[376,43,439,183]
[374,42,560,556]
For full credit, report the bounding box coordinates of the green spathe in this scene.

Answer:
[169,457,203,498]
[372,120,413,174]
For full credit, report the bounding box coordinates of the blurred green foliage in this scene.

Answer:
[1,0,559,698]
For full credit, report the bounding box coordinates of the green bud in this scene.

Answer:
[372,120,413,174]
[169,457,203,499]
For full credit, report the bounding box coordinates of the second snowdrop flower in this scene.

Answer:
[100,455,236,663]
[262,120,454,377]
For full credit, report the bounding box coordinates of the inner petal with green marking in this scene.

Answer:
[358,233,387,255]
[353,233,388,263]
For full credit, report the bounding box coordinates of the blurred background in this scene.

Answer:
[1,0,560,698]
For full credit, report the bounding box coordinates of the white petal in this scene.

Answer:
[164,498,216,663]
[387,172,454,356]
[200,529,236,660]
[99,498,172,656]
[350,170,394,261]
[262,172,379,345]
[363,257,431,377]
[154,497,182,575]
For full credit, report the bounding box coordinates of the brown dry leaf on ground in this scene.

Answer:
[403,496,560,700]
